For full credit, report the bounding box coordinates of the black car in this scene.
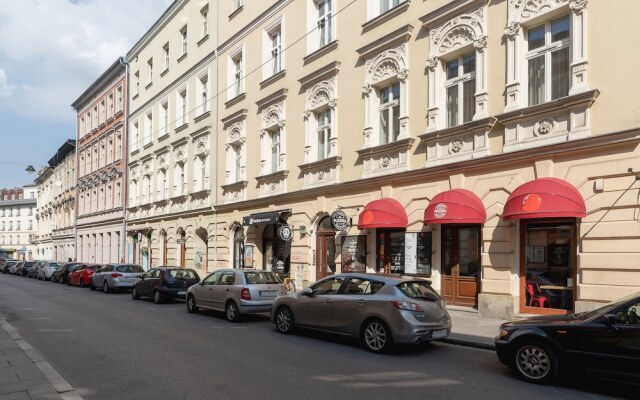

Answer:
[52,262,83,284]
[496,291,640,384]
[15,261,34,276]
[132,267,200,304]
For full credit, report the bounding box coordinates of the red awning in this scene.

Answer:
[503,178,586,220]
[423,189,486,224]
[357,198,408,229]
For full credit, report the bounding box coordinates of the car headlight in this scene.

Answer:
[499,328,510,338]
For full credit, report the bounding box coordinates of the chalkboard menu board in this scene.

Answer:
[341,235,366,273]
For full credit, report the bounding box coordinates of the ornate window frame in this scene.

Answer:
[221,109,248,204]
[504,0,589,112]
[256,90,288,198]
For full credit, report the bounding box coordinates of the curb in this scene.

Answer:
[442,335,495,351]
[0,318,84,400]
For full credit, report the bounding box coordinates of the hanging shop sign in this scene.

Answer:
[277,225,293,241]
[330,210,349,231]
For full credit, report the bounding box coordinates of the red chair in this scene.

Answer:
[526,283,549,308]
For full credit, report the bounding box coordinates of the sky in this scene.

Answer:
[0,0,174,189]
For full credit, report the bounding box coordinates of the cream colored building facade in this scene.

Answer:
[34,140,77,261]
[0,186,37,260]
[126,0,640,319]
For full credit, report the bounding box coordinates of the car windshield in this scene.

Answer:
[580,292,640,319]
[115,265,143,273]
[397,281,441,301]
[49,263,59,268]
[168,269,198,280]
[244,271,281,284]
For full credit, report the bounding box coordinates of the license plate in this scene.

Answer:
[178,291,186,296]
[260,291,277,297]
[431,329,448,339]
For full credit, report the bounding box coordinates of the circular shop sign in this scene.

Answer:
[277,225,293,241]
[330,210,349,231]
[433,203,448,219]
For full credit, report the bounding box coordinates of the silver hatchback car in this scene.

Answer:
[186,269,285,322]
[89,263,144,293]
[271,273,451,353]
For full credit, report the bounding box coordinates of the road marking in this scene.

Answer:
[37,329,75,332]
[24,317,53,320]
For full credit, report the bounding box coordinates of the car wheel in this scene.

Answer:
[362,319,393,354]
[225,301,241,322]
[275,306,295,334]
[153,290,163,304]
[514,340,559,384]
[132,287,140,300]
[103,281,110,294]
[187,295,199,314]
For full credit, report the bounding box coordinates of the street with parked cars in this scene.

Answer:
[1,258,639,399]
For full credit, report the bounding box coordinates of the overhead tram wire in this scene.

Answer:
[121,0,360,153]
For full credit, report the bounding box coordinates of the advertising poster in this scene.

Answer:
[341,235,366,273]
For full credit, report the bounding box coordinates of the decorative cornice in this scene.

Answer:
[256,88,288,110]
[496,90,600,123]
[356,24,414,60]
[298,61,341,88]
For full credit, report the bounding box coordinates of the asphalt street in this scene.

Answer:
[0,273,633,400]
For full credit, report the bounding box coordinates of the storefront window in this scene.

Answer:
[233,227,244,269]
[341,235,367,273]
[524,222,574,312]
[375,231,432,275]
[263,225,290,275]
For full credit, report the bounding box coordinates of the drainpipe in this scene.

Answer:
[119,56,129,263]
[212,0,220,273]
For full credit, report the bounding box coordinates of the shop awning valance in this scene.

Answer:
[423,189,486,225]
[357,198,408,229]
[503,178,586,220]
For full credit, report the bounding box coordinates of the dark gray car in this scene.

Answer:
[271,273,451,353]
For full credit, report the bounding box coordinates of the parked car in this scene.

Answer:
[28,260,47,279]
[38,261,61,280]
[9,261,23,275]
[52,262,82,284]
[15,261,33,276]
[133,267,200,304]
[89,263,144,293]
[68,264,101,287]
[187,269,285,322]
[495,291,640,384]
[271,273,451,353]
[1,259,19,274]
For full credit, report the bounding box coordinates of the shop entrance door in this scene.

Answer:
[316,216,336,280]
[441,226,480,307]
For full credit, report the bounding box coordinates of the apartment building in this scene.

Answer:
[72,59,127,264]
[34,140,77,261]
[126,0,640,319]
[125,0,217,273]
[0,186,37,260]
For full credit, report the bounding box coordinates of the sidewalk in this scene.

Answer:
[0,318,82,400]
[443,307,508,350]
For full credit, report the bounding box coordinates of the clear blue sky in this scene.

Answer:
[0,0,173,189]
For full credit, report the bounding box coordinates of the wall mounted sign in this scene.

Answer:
[277,225,293,241]
[330,210,349,231]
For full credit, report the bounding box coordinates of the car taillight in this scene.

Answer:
[391,300,424,312]
[111,273,123,278]
[241,288,251,301]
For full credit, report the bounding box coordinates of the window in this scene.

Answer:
[378,82,400,144]
[198,74,209,114]
[177,88,187,126]
[233,54,243,96]
[147,58,153,83]
[235,0,243,9]
[108,92,114,118]
[174,163,186,196]
[198,155,208,191]
[445,53,476,128]
[160,101,168,137]
[344,277,384,295]
[317,109,332,160]
[270,28,282,75]
[234,143,243,182]
[270,128,281,173]
[380,0,401,14]
[526,16,570,106]
[317,1,332,48]
[116,86,123,112]
[144,112,152,145]
[100,99,106,124]
[312,277,345,295]
[201,7,209,37]
[131,122,139,152]
[157,170,167,199]
[163,43,170,70]
[143,175,151,203]
[92,105,98,128]
[134,71,140,95]
[80,116,85,136]
[181,26,188,55]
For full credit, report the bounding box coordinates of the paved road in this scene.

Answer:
[0,273,632,400]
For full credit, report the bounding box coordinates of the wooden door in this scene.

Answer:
[441,226,480,307]
[316,232,336,280]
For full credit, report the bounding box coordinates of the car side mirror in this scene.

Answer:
[302,287,316,297]
[604,314,618,328]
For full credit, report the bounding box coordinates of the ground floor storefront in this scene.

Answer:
[76,221,125,264]
[129,130,640,319]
